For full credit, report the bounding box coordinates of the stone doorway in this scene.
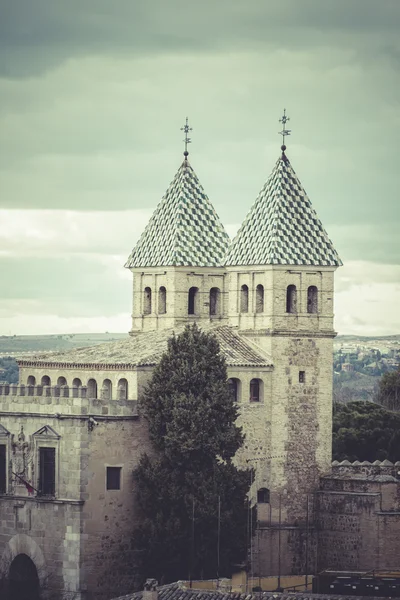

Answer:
[8,553,40,600]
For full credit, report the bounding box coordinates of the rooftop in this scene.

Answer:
[226,152,342,267]
[125,159,229,269]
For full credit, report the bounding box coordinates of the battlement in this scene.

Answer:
[0,382,131,401]
[330,459,400,479]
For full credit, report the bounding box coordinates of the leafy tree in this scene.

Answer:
[333,401,400,462]
[132,324,252,585]
[376,367,400,411]
[0,356,19,383]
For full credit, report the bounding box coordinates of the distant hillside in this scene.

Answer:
[0,333,129,356]
[336,334,400,343]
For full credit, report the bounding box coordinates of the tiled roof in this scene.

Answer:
[125,159,229,268]
[19,325,272,369]
[225,152,342,267]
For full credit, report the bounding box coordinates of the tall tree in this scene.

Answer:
[132,324,252,585]
[376,367,400,411]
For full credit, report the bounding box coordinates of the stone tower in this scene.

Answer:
[226,144,342,574]
[125,154,230,334]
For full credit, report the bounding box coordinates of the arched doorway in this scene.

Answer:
[8,554,40,600]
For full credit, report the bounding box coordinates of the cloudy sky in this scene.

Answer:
[1,0,399,336]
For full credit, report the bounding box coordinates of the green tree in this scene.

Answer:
[376,367,400,411]
[333,401,400,462]
[132,324,252,585]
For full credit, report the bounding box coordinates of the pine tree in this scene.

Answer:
[132,324,253,585]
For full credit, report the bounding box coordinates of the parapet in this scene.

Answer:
[329,459,400,480]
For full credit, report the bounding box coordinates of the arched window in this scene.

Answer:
[158,286,167,314]
[102,379,112,400]
[27,375,36,386]
[117,378,128,400]
[286,284,297,314]
[41,375,51,386]
[143,287,152,315]
[307,285,318,314]
[57,376,67,386]
[256,284,264,313]
[87,379,98,399]
[209,287,221,316]
[250,378,262,402]
[188,287,199,315]
[72,378,82,388]
[240,285,249,313]
[257,488,270,504]
[227,378,240,402]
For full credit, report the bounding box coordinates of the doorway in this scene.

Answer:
[8,554,40,600]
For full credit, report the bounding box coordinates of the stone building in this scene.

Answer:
[0,134,352,599]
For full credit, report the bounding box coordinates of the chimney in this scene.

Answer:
[143,579,158,600]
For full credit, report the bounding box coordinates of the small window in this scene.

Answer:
[307,285,318,314]
[158,286,167,314]
[87,378,98,399]
[117,378,128,400]
[107,466,121,490]
[41,375,51,386]
[286,285,297,314]
[38,447,55,496]
[209,287,221,316]
[0,445,6,494]
[256,284,264,313]
[72,378,82,388]
[102,379,112,400]
[27,375,36,386]
[257,488,270,504]
[299,371,305,383]
[227,378,240,402]
[240,285,249,313]
[144,287,152,315]
[250,378,261,402]
[57,376,67,386]
[188,287,199,315]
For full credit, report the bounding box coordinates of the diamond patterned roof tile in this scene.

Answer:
[225,153,342,267]
[125,159,230,268]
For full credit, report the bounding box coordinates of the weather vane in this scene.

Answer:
[278,108,291,149]
[180,117,192,158]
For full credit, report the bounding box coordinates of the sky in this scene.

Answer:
[0,0,399,336]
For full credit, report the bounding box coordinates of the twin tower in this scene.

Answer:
[125,135,342,574]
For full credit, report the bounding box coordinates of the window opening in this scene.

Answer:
[38,447,55,496]
[158,286,167,314]
[0,444,6,493]
[188,287,199,315]
[240,285,249,313]
[299,371,305,383]
[72,378,82,387]
[256,284,264,313]
[102,379,112,400]
[286,285,297,313]
[307,285,318,313]
[87,379,98,399]
[227,378,240,402]
[143,287,152,315]
[57,376,67,386]
[27,376,36,386]
[257,488,270,503]
[107,466,121,490]
[117,378,128,400]
[41,375,51,386]
[209,287,221,316]
[250,378,261,402]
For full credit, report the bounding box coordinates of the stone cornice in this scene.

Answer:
[17,360,138,370]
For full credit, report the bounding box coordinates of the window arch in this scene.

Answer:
[250,378,262,402]
[256,284,264,313]
[102,379,112,400]
[188,287,199,315]
[240,285,249,313]
[57,376,67,386]
[286,284,297,314]
[27,375,36,386]
[209,287,221,316]
[227,378,240,402]
[72,378,82,388]
[158,286,167,314]
[257,488,270,504]
[117,378,128,400]
[41,375,51,386]
[307,285,318,314]
[87,379,98,399]
[143,287,152,315]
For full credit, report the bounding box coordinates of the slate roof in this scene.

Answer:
[225,152,342,267]
[18,325,272,369]
[112,582,372,600]
[125,159,229,268]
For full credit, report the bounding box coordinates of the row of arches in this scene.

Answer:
[286,285,318,314]
[227,377,263,403]
[25,376,129,400]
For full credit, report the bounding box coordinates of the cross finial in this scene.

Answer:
[180,117,192,159]
[278,108,291,152]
